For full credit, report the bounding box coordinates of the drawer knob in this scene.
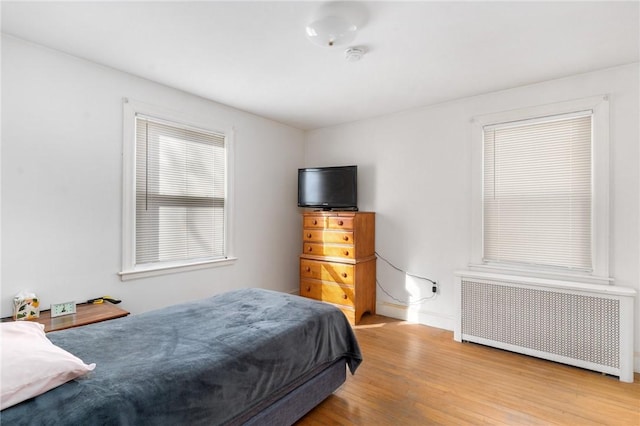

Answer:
[307,233,312,238]
[306,267,311,272]
[343,235,349,241]
[312,219,317,225]
[338,220,344,226]
[341,272,348,278]
[308,247,313,252]
[342,294,348,300]
[343,250,349,256]
[306,286,311,292]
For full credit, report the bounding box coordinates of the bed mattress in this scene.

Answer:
[1,288,362,425]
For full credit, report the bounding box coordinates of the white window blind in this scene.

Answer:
[135,116,226,266]
[483,111,592,271]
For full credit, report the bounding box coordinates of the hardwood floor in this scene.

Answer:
[298,315,640,425]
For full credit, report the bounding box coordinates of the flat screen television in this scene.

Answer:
[298,165,358,210]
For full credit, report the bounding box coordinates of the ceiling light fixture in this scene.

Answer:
[305,15,357,48]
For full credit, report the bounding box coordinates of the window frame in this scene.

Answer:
[470,96,611,284]
[119,99,236,281]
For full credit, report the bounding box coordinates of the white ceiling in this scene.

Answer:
[2,1,639,130]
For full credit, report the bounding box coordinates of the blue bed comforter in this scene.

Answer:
[1,288,362,425]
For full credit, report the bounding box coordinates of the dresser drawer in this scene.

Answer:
[321,283,355,307]
[303,243,355,260]
[299,280,321,300]
[300,259,355,284]
[300,280,355,308]
[303,216,327,229]
[302,229,354,244]
[303,215,354,230]
[327,217,353,230]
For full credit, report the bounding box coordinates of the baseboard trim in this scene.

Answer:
[376,301,454,331]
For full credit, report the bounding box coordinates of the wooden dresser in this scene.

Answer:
[299,211,376,325]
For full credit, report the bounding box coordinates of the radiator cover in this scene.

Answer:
[454,271,635,382]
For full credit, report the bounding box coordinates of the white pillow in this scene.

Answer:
[1,321,96,410]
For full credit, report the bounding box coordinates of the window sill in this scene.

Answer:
[456,269,636,299]
[119,257,237,281]
[467,263,613,286]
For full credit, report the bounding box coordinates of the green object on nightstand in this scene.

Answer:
[50,302,76,318]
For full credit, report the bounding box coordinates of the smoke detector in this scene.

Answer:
[344,46,366,62]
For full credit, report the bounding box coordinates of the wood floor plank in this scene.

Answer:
[297,315,640,425]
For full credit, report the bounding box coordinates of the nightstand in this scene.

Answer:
[2,303,129,332]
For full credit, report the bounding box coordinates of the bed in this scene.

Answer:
[1,288,362,425]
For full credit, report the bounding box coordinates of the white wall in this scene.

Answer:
[1,35,305,316]
[305,63,640,369]
[3,35,638,371]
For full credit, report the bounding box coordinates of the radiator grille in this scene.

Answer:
[461,279,620,368]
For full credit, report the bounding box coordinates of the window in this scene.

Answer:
[471,96,610,282]
[120,100,235,280]
[483,112,592,271]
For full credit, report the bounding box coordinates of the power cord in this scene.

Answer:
[375,251,438,305]
[376,280,436,305]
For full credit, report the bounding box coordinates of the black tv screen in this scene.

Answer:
[298,165,357,210]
